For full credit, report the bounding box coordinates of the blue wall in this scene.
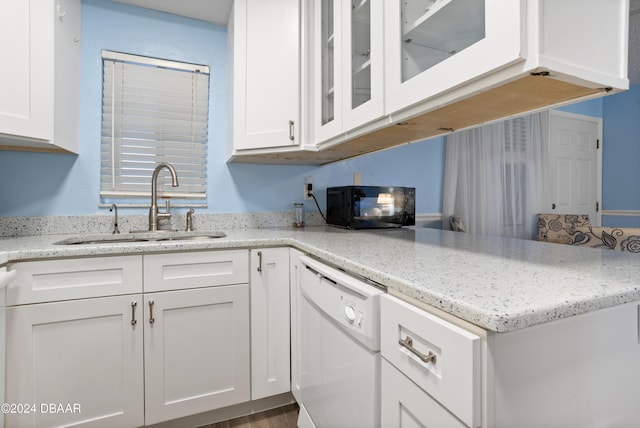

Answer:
[0,0,444,217]
[601,85,640,227]
[557,96,603,117]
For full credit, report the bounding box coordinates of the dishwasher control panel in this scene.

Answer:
[300,256,384,350]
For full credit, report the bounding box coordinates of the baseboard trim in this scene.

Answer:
[416,213,442,222]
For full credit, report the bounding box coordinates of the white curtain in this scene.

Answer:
[442,112,549,239]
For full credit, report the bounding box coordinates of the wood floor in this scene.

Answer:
[201,404,299,428]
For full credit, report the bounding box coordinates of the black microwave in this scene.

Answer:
[326,186,416,229]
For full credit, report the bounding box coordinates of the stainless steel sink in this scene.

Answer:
[54,231,226,245]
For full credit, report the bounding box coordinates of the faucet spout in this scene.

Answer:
[149,163,179,231]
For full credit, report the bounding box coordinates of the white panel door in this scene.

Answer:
[233,0,300,150]
[549,111,601,224]
[250,248,291,400]
[0,0,51,141]
[289,248,305,402]
[5,295,145,428]
[381,359,467,428]
[144,285,250,425]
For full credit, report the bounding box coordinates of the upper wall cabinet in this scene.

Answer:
[384,0,520,114]
[228,0,301,154]
[312,0,384,144]
[0,0,81,154]
[228,0,629,165]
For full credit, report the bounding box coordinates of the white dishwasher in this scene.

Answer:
[298,256,384,428]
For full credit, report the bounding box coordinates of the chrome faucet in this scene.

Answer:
[149,163,179,231]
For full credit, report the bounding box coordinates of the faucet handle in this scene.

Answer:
[157,199,172,221]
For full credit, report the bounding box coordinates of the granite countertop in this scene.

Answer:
[1,226,639,333]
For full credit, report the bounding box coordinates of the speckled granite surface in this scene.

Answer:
[1,226,639,333]
[0,212,325,237]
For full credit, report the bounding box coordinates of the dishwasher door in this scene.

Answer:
[298,256,382,428]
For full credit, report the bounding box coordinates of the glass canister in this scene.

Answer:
[293,203,305,227]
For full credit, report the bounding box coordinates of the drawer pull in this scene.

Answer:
[399,336,436,364]
[149,300,155,324]
[257,251,263,272]
[131,301,137,326]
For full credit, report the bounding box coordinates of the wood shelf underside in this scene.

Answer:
[231,75,605,165]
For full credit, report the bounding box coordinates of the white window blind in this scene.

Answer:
[101,51,209,202]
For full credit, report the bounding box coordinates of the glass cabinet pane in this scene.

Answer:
[352,0,371,109]
[321,0,335,125]
[401,0,485,82]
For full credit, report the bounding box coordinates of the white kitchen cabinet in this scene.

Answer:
[143,250,250,424]
[5,250,254,427]
[288,248,305,402]
[383,0,520,114]
[384,292,640,428]
[5,294,145,428]
[229,0,301,153]
[143,285,250,425]
[311,0,384,144]
[250,248,291,400]
[229,0,628,165]
[381,294,481,428]
[381,359,467,428]
[0,0,80,153]
[382,0,628,125]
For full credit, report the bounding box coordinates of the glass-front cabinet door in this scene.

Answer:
[314,0,342,142]
[384,0,522,114]
[313,0,383,144]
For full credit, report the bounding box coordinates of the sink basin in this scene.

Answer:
[54,231,226,245]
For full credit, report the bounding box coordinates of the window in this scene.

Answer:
[443,112,549,239]
[100,51,210,206]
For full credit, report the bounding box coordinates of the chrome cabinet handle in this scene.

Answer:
[257,251,263,272]
[399,336,436,364]
[149,300,155,324]
[289,120,295,141]
[131,301,137,326]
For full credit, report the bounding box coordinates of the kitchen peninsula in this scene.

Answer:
[2,226,638,333]
[1,224,639,427]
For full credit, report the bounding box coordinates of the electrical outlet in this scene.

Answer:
[304,177,313,200]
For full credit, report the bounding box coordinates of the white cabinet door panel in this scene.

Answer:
[382,359,467,428]
[250,248,291,399]
[5,295,144,428]
[144,285,250,425]
[232,0,300,150]
[289,248,305,402]
[0,0,80,152]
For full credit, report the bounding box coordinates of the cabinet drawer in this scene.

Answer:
[7,256,143,305]
[382,358,467,428]
[380,295,481,428]
[144,250,249,292]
